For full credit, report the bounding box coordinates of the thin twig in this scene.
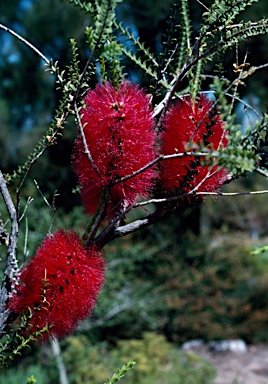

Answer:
[0,23,50,65]
[19,196,34,222]
[114,150,219,185]
[34,179,53,211]
[153,77,180,117]
[154,40,219,133]
[84,186,113,246]
[187,167,221,196]
[196,190,268,196]
[0,170,19,335]
[100,187,268,244]
[201,87,263,121]
[23,217,29,262]
[49,190,59,234]
[225,93,262,120]
[134,189,268,209]
[255,167,268,178]
[74,102,101,177]
[196,0,210,12]
[253,62,268,71]
[33,180,59,234]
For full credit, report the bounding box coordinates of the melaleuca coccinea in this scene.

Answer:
[159,94,229,195]
[73,81,158,216]
[8,229,105,341]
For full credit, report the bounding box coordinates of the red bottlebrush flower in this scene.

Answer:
[73,81,157,216]
[160,95,228,194]
[8,230,105,341]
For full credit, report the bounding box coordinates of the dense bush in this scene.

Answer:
[61,332,216,384]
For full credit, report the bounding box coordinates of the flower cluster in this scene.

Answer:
[8,83,229,343]
[73,84,228,215]
[73,81,158,216]
[8,230,105,341]
[159,95,228,195]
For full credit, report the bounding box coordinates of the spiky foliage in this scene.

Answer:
[152,0,187,99]
[84,0,125,83]
[104,360,136,384]
[115,21,159,81]
[202,0,259,28]
[0,309,50,368]
[4,53,79,185]
[68,0,95,14]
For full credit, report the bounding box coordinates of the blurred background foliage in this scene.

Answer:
[0,332,216,383]
[1,0,268,382]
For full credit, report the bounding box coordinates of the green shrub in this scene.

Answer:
[62,332,216,384]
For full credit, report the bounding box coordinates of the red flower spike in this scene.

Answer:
[73,81,157,216]
[160,95,228,194]
[8,230,105,341]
